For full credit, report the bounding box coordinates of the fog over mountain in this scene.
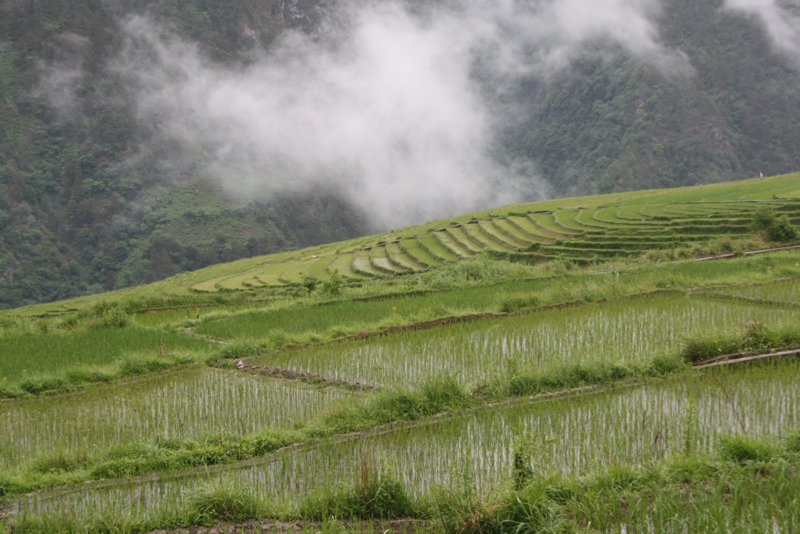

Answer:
[109,0,694,228]
[723,0,800,59]
[3,0,800,308]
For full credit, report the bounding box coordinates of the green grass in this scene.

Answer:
[0,325,213,389]
[712,277,800,304]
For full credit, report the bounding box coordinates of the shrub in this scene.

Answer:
[102,306,128,328]
[300,466,416,520]
[751,207,798,242]
[322,270,344,295]
[302,274,319,293]
[718,435,775,464]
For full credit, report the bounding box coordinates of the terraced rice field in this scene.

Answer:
[253,293,798,388]
[180,190,800,293]
[194,215,800,291]
[0,369,358,469]
[4,174,800,532]
[17,362,800,522]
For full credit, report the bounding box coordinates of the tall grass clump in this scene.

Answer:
[299,462,418,521]
[718,435,776,464]
[184,479,262,525]
[681,318,800,363]
[478,355,687,400]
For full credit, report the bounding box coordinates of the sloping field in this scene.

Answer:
[3,173,798,322]
[3,174,800,533]
[254,293,798,388]
[128,174,800,290]
[15,363,800,524]
[0,369,358,469]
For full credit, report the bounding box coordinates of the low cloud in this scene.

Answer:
[105,0,688,229]
[36,32,89,118]
[723,0,800,59]
[448,0,691,77]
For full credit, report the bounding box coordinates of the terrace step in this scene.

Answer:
[386,242,427,271]
[400,238,441,268]
[447,225,488,253]
[481,219,530,248]
[527,212,582,237]
[431,230,475,258]
[417,234,460,262]
[504,216,554,242]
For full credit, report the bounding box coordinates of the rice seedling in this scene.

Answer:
[0,368,358,470]
[15,362,800,525]
[255,294,797,388]
[470,433,800,534]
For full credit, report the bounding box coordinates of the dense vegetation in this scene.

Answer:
[502,0,800,195]
[3,0,800,309]
[0,0,365,309]
[2,177,800,532]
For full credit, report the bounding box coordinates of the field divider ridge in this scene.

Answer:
[693,346,800,369]
[227,360,378,391]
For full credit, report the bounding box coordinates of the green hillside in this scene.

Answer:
[4,0,800,310]
[2,175,800,532]
[3,172,798,321]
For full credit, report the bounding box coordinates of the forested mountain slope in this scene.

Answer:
[501,0,800,195]
[2,0,800,309]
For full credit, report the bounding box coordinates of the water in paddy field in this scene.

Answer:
[0,368,358,468]
[21,362,800,521]
[271,293,799,387]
